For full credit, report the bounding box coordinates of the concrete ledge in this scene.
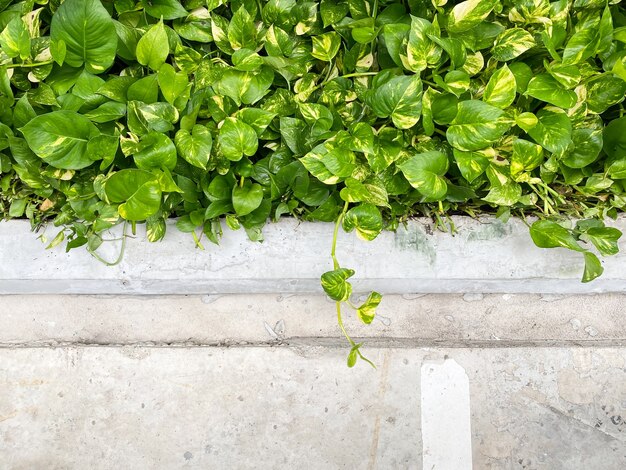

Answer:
[2,293,626,348]
[1,216,626,294]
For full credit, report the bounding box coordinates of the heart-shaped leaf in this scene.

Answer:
[21,110,101,169]
[175,125,213,169]
[105,169,162,221]
[50,0,117,74]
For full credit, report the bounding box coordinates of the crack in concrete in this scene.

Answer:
[2,337,626,349]
[540,402,626,443]
[368,350,392,470]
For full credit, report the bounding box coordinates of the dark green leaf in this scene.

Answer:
[21,110,100,170]
[50,0,117,74]
[232,181,264,216]
[561,128,602,169]
[105,169,162,221]
[367,74,423,129]
[529,220,584,252]
[604,117,626,160]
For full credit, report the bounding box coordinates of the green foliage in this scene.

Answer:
[529,219,621,283]
[1,0,626,366]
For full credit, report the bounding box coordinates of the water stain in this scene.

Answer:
[466,220,512,242]
[393,225,436,265]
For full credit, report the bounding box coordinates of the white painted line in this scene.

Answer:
[421,358,472,470]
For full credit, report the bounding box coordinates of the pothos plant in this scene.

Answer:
[1,0,625,367]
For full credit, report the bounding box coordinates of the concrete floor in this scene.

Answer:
[1,294,626,469]
[2,346,626,469]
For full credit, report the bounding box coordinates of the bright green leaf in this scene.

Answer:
[175,125,213,169]
[143,0,188,20]
[447,100,511,151]
[526,74,577,108]
[527,108,572,155]
[530,220,584,252]
[582,251,603,283]
[311,32,341,62]
[398,150,448,200]
[491,28,535,62]
[218,117,258,161]
[136,20,169,71]
[342,203,383,241]
[483,65,516,109]
[357,291,382,324]
[447,0,499,34]
[321,267,354,301]
[0,18,30,60]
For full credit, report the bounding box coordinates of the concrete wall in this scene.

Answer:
[2,216,626,294]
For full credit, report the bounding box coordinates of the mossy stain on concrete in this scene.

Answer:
[466,220,513,242]
[393,224,436,265]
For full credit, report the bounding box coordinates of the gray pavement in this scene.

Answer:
[1,294,626,469]
[2,346,625,469]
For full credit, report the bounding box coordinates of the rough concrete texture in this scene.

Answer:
[3,217,626,294]
[1,294,626,347]
[2,346,626,469]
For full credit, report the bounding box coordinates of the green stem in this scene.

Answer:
[331,201,355,347]
[337,71,378,80]
[4,60,54,69]
[537,181,565,204]
[337,302,355,347]
[330,202,376,369]
[87,222,128,267]
[331,201,349,269]
[323,63,334,84]
[357,350,376,368]
[528,183,556,215]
